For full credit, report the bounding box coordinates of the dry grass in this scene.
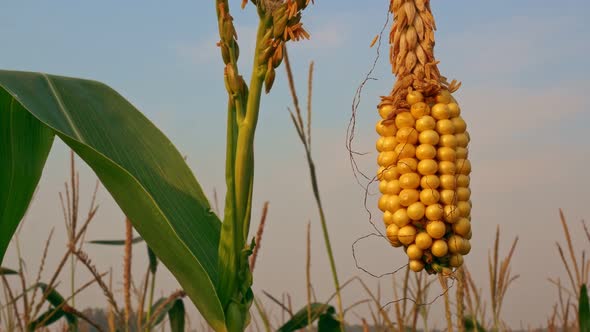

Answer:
[546,209,590,331]
[0,153,191,332]
[249,202,270,273]
[1,134,584,332]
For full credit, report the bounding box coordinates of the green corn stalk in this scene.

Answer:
[214,1,312,331]
[0,2,312,331]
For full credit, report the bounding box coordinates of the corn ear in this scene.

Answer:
[378,89,472,274]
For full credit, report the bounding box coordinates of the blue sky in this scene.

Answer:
[2,0,590,329]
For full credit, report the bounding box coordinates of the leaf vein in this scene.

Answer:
[42,74,85,142]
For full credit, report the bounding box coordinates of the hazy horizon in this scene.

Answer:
[1,0,590,329]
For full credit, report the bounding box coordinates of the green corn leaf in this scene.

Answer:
[463,315,486,332]
[0,267,17,275]
[145,297,185,330]
[169,299,186,332]
[37,283,68,308]
[0,82,54,262]
[25,283,77,330]
[317,308,340,332]
[147,244,158,274]
[146,297,174,328]
[88,236,144,245]
[27,307,66,331]
[146,297,167,327]
[217,101,239,309]
[0,70,225,331]
[276,303,335,332]
[580,284,590,332]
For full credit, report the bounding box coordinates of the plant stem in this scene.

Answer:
[70,255,75,305]
[124,218,132,332]
[145,271,156,331]
[253,298,272,332]
[284,52,345,329]
[215,0,256,313]
[305,148,345,328]
[15,236,29,329]
[306,221,312,332]
[233,18,268,239]
[217,1,269,316]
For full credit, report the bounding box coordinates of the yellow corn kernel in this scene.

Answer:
[407,202,426,221]
[415,116,436,132]
[426,220,446,239]
[406,244,423,260]
[425,204,444,221]
[435,119,455,135]
[386,195,402,213]
[419,189,440,205]
[436,90,452,104]
[399,173,421,189]
[376,120,397,136]
[449,254,464,267]
[377,166,400,181]
[393,143,416,159]
[438,161,456,175]
[417,159,438,175]
[398,225,417,245]
[395,112,416,128]
[439,175,457,190]
[410,102,430,118]
[437,146,456,162]
[455,147,468,159]
[456,187,471,201]
[406,90,424,105]
[379,104,395,119]
[456,159,472,175]
[397,158,418,174]
[387,226,402,248]
[447,102,460,117]
[416,144,437,160]
[409,259,425,272]
[456,174,470,187]
[451,117,467,133]
[376,136,398,152]
[378,151,397,167]
[392,208,411,227]
[431,239,449,257]
[439,189,456,205]
[420,174,440,189]
[452,218,471,237]
[415,232,433,250]
[431,103,450,120]
[455,132,470,148]
[443,204,460,223]
[447,235,465,254]
[439,134,458,148]
[396,127,419,144]
[399,189,420,206]
[383,211,394,226]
